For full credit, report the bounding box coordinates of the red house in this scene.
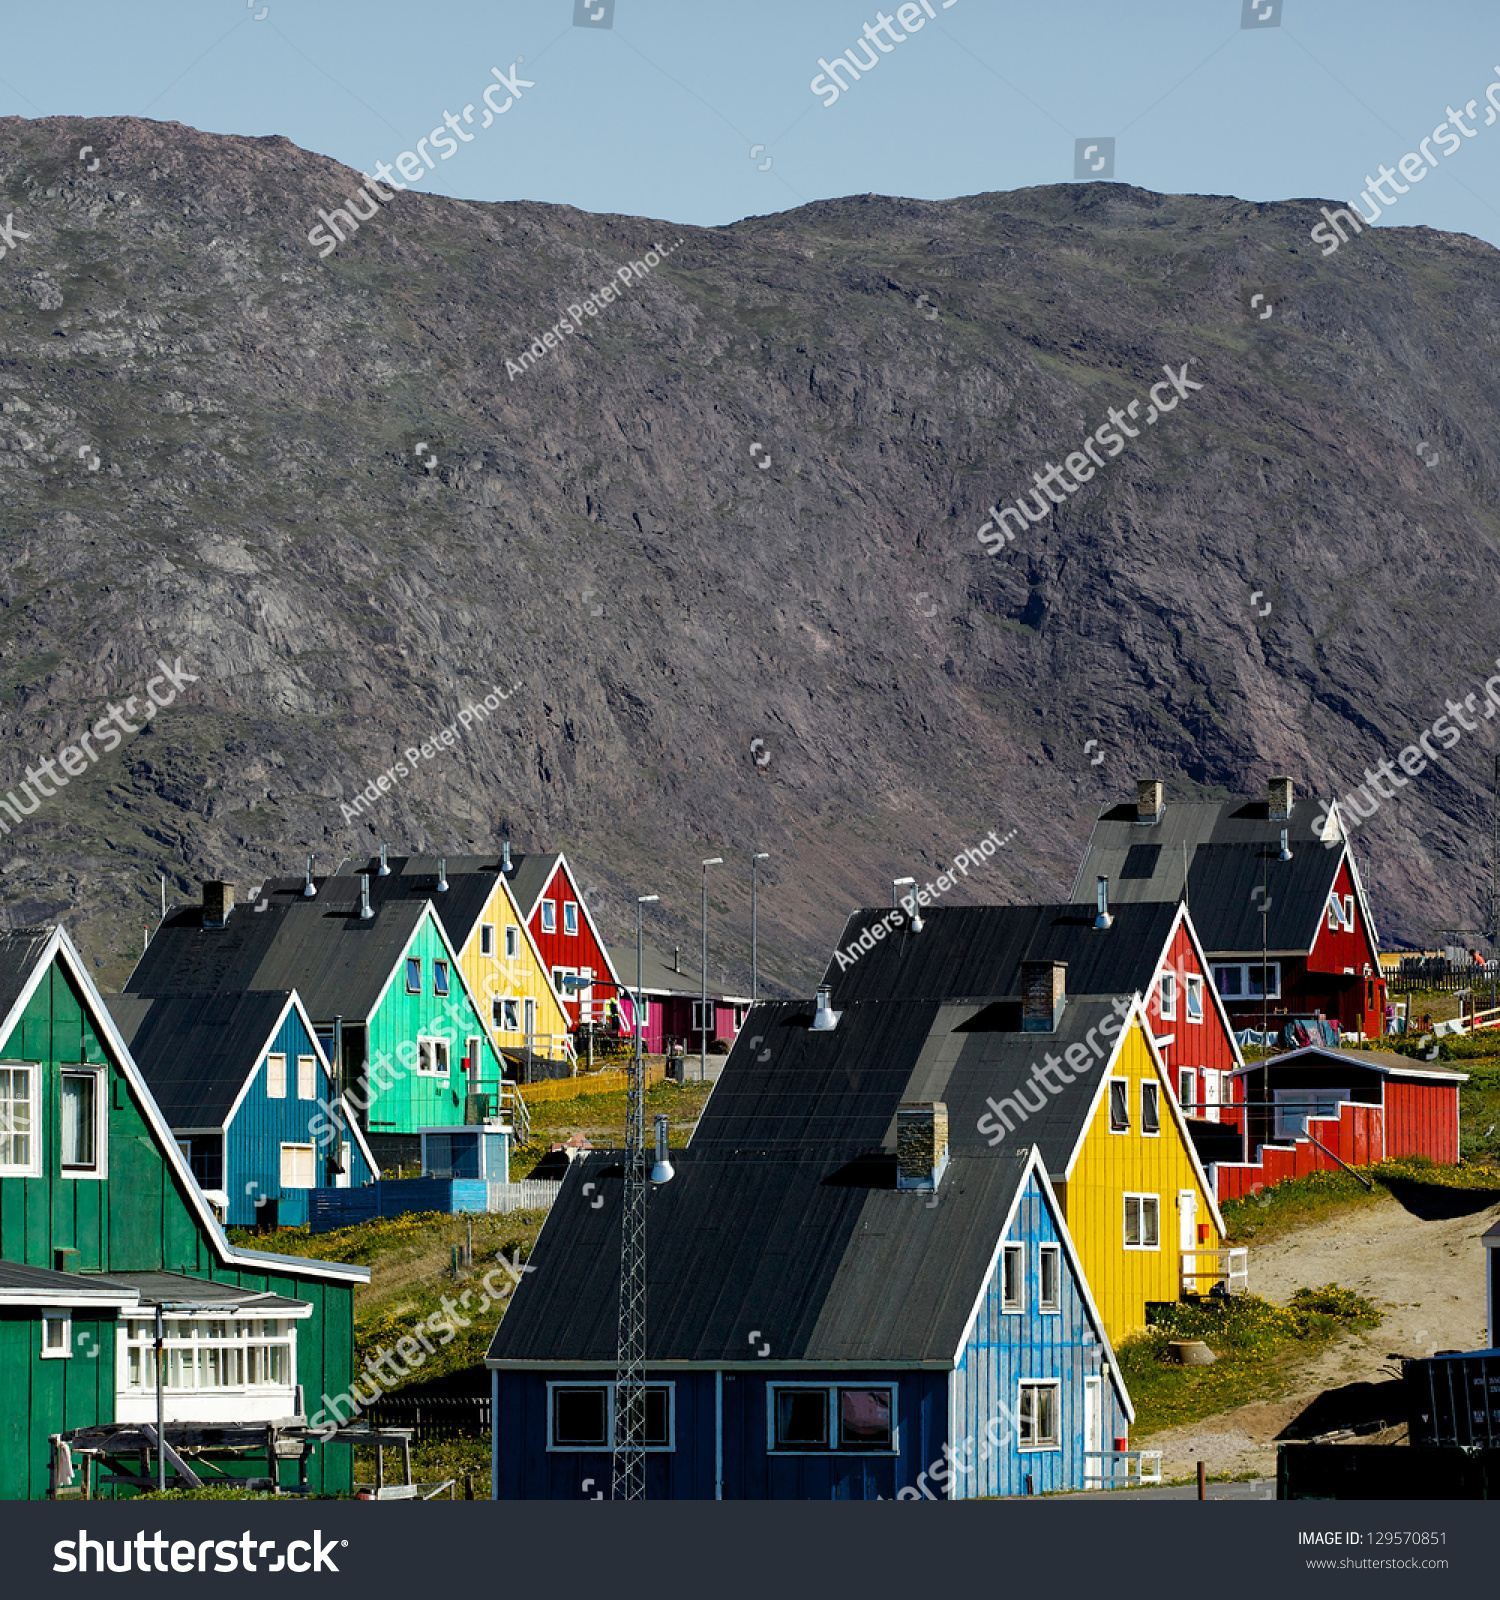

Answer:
[502,848,629,1031]
[605,939,751,1058]
[1072,776,1387,1039]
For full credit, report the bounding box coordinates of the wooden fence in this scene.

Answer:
[518,1062,669,1104]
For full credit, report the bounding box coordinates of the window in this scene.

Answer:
[1018,1380,1060,1450]
[265,1053,287,1099]
[541,900,556,934]
[1178,1069,1195,1110]
[433,960,450,998]
[1038,1245,1061,1313]
[563,902,579,936]
[1002,1243,1025,1311]
[41,1309,71,1359]
[1212,962,1280,1000]
[60,1069,102,1174]
[1124,1193,1160,1250]
[280,1143,315,1187]
[494,998,521,1033]
[0,1064,35,1173]
[122,1316,296,1394]
[296,1054,317,1101]
[692,1000,714,1032]
[417,1038,451,1077]
[770,1385,895,1452]
[1186,974,1203,1022]
[1275,1089,1349,1140]
[552,967,577,998]
[1158,971,1176,1020]
[505,925,520,958]
[1141,1080,1160,1136]
[547,1383,674,1450]
[733,1005,748,1032]
[1328,896,1341,931]
[1109,1078,1130,1132]
[406,958,422,993]
[1343,894,1355,929]
[480,923,495,957]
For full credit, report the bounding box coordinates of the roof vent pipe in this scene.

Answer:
[359,874,374,920]
[1279,828,1293,862]
[650,1113,675,1185]
[303,856,317,898]
[378,843,391,877]
[810,985,841,1032]
[1095,875,1114,931]
[437,858,449,892]
[501,841,512,873]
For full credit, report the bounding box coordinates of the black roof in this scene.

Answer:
[604,938,752,1002]
[0,927,56,1030]
[488,1148,1036,1365]
[342,855,506,952]
[1070,795,1352,954]
[0,1259,141,1301]
[88,1270,309,1312]
[127,877,432,1022]
[104,990,296,1128]
[504,852,563,918]
[1238,1044,1468,1083]
[820,902,1183,1004]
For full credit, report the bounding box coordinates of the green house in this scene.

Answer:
[0,925,368,1499]
[128,874,510,1171]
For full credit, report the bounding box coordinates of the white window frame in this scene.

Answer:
[1274,1088,1349,1141]
[494,998,521,1034]
[505,925,520,959]
[541,899,557,934]
[280,1142,315,1188]
[1185,974,1203,1023]
[1343,894,1355,930]
[552,966,578,999]
[1037,1244,1062,1314]
[265,1053,287,1100]
[41,1308,72,1359]
[1140,1079,1160,1138]
[120,1314,298,1397]
[766,1381,899,1455]
[1158,971,1176,1021]
[545,1380,676,1452]
[416,1036,451,1078]
[405,957,422,993]
[433,960,451,998]
[0,1062,40,1177]
[692,1000,714,1032]
[1328,896,1341,931]
[1124,1192,1161,1251]
[1017,1379,1061,1452]
[1108,1077,1130,1133]
[60,1066,106,1179]
[1001,1242,1025,1313]
[1178,1068,1195,1111]
[296,1054,317,1102]
[563,901,579,936]
[1212,962,1281,1000]
[480,923,495,957]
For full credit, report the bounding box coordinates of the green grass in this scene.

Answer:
[1121,1286,1382,1435]
[510,1076,714,1179]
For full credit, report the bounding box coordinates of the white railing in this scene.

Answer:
[1083,1450,1162,1487]
[487,1179,562,1214]
[1181,1246,1248,1296]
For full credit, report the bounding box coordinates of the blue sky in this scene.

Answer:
[3,0,1499,246]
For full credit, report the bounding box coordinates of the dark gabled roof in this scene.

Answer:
[104,990,296,1128]
[0,927,57,1034]
[1236,1044,1468,1083]
[1070,797,1347,953]
[342,855,505,952]
[604,939,752,1002]
[504,852,562,919]
[487,1148,1034,1365]
[127,877,430,1022]
[88,1270,310,1312]
[820,902,1182,1004]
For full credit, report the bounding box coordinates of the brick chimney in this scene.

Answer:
[1136,779,1164,823]
[1022,960,1067,1033]
[1269,776,1293,821]
[896,1102,949,1192]
[202,881,234,928]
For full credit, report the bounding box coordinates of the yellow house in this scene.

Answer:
[344,854,573,1066]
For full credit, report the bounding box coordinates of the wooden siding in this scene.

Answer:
[1213,1100,1385,1202]
[953,1175,1129,1497]
[223,1004,374,1228]
[360,909,505,1136]
[525,862,617,1029]
[0,956,356,1496]
[453,878,571,1060]
[1385,1078,1460,1163]
[1149,918,1241,1121]
[0,1308,118,1500]
[1056,1018,1221,1344]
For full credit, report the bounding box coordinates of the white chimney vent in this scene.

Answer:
[1094,875,1113,930]
[810,985,841,1032]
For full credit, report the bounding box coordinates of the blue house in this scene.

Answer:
[487,1002,1133,1500]
[105,989,377,1228]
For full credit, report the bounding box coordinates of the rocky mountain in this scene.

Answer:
[1,113,1498,992]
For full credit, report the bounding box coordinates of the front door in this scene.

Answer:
[1084,1376,1102,1486]
[1178,1189,1198,1294]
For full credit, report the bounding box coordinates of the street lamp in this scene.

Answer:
[700,858,723,1081]
[751,853,769,1003]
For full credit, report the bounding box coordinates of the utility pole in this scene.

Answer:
[613,892,658,1502]
[1491,755,1499,1011]
[751,853,769,1003]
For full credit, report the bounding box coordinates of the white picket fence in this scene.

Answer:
[486,1179,563,1214]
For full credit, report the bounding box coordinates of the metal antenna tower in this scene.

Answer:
[613,893,658,1500]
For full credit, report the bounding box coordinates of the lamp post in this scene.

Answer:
[700,858,723,1081]
[751,853,769,1003]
